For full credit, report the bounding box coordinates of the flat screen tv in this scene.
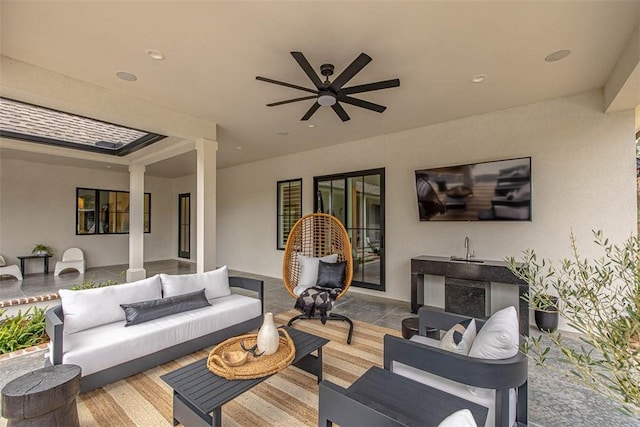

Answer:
[415,157,531,221]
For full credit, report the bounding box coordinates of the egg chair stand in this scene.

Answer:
[283,213,354,344]
[287,313,354,345]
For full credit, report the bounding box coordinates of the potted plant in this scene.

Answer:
[532,293,559,332]
[31,244,53,256]
[506,230,640,416]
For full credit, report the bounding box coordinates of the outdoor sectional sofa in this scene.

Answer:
[45,266,264,392]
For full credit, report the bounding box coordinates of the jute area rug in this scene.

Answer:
[71,310,400,426]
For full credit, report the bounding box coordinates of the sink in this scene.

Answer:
[450,256,485,263]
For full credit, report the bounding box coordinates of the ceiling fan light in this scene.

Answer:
[318,94,336,106]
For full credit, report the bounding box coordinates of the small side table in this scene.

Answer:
[402,317,439,339]
[1,364,81,427]
[16,254,52,275]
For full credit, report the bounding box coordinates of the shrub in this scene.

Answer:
[0,307,48,354]
[70,273,123,290]
[507,230,640,416]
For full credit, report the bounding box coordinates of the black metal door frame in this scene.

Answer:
[313,168,385,291]
[178,193,190,259]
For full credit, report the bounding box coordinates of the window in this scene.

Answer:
[0,97,166,156]
[277,179,302,250]
[77,188,150,234]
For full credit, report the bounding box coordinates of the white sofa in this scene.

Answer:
[45,266,264,392]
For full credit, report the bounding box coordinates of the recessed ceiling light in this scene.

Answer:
[307,124,315,128]
[116,71,137,81]
[235,146,243,150]
[106,165,112,169]
[145,49,165,61]
[545,49,571,62]
[471,74,486,83]
[277,131,289,136]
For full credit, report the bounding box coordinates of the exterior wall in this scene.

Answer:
[0,158,176,273]
[217,90,637,323]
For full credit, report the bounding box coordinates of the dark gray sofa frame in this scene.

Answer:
[383,307,528,427]
[45,276,264,393]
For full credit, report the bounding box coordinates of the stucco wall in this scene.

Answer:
[217,90,637,319]
[0,159,176,273]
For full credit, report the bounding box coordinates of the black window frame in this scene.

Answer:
[76,187,151,235]
[277,178,302,250]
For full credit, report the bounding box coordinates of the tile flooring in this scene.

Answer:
[0,260,638,426]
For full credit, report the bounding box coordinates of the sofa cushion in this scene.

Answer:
[160,265,231,300]
[62,293,261,376]
[297,254,338,291]
[439,318,476,355]
[121,289,211,326]
[468,306,519,360]
[315,260,346,289]
[59,274,162,334]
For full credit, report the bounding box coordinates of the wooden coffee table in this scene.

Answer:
[161,326,329,427]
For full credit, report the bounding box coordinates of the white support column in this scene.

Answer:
[127,163,146,282]
[196,138,218,273]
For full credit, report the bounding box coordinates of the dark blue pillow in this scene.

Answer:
[120,289,210,326]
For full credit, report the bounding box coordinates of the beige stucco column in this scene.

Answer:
[196,138,218,273]
[127,163,146,282]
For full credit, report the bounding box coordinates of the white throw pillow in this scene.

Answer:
[468,306,519,360]
[439,318,476,355]
[297,254,338,290]
[438,409,478,427]
[59,274,162,334]
[160,265,231,300]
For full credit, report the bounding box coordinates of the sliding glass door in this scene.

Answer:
[314,168,385,291]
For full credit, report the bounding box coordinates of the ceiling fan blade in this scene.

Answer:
[341,78,400,95]
[332,103,351,122]
[329,53,372,92]
[338,95,386,113]
[256,76,317,95]
[301,102,321,121]
[290,52,323,89]
[267,95,318,107]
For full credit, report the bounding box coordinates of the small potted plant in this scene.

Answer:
[31,244,53,256]
[532,293,559,332]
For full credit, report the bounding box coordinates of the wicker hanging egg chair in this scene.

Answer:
[282,213,354,343]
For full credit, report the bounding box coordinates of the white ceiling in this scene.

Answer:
[1,1,639,175]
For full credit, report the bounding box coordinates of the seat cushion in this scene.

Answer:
[62,294,261,376]
[160,265,231,300]
[59,275,163,334]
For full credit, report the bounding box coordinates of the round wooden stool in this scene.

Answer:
[1,364,81,427]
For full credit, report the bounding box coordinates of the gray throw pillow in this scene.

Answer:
[316,260,346,289]
[120,288,210,326]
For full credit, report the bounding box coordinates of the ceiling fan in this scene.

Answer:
[256,52,400,122]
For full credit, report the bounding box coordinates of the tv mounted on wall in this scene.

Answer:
[415,157,531,221]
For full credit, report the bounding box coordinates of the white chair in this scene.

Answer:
[54,248,86,276]
[0,255,23,280]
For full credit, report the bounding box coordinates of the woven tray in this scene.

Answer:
[207,328,295,380]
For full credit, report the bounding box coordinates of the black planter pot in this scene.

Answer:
[534,309,559,332]
[534,295,559,332]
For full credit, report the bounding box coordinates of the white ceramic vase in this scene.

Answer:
[257,312,279,355]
